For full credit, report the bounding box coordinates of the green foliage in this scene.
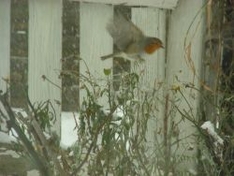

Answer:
[66,66,201,176]
[32,100,56,131]
[103,68,112,76]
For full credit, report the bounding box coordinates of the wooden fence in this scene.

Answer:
[0,0,206,172]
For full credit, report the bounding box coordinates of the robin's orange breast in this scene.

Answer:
[144,43,162,54]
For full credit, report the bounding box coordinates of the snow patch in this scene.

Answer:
[0,131,16,144]
[201,121,224,146]
[60,112,79,148]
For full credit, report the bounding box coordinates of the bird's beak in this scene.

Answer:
[161,45,164,49]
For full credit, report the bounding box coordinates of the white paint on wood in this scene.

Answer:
[73,0,179,9]
[166,0,205,171]
[131,8,166,89]
[28,0,62,136]
[131,7,167,165]
[79,3,113,106]
[0,0,10,92]
[167,0,205,119]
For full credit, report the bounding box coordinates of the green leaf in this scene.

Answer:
[103,68,111,76]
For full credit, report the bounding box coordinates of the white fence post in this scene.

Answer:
[131,7,167,160]
[28,0,62,136]
[166,0,205,171]
[79,3,113,107]
[0,0,10,92]
[131,8,166,88]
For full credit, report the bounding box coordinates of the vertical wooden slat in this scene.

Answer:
[79,3,113,106]
[0,0,10,92]
[131,8,166,88]
[28,0,62,136]
[166,0,205,171]
[131,7,167,151]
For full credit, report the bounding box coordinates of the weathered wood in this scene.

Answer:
[166,0,205,172]
[79,3,113,106]
[73,0,179,9]
[131,8,166,88]
[28,0,62,136]
[0,0,10,92]
[130,7,167,175]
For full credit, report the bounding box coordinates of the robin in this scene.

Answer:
[101,12,164,61]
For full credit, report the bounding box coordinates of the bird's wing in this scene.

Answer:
[106,12,144,51]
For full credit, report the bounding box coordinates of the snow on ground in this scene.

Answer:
[0,111,79,148]
[27,170,40,176]
[0,112,79,176]
[0,108,123,149]
[0,131,16,144]
[0,109,123,175]
[60,112,79,148]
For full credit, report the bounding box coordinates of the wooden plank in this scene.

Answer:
[131,8,166,88]
[166,0,205,171]
[131,7,167,169]
[167,0,205,121]
[0,0,10,92]
[73,0,179,9]
[79,3,113,106]
[28,0,62,136]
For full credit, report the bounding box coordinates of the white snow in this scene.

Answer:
[103,105,124,124]
[27,170,40,176]
[60,112,79,148]
[0,149,20,158]
[0,110,123,149]
[13,108,28,118]
[201,121,224,146]
[0,111,79,149]
[0,131,16,144]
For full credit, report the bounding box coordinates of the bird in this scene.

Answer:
[101,12,164,61]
